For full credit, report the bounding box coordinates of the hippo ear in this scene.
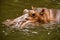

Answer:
[39,9,45,15]
[31,6,36,10]
[41,8,47,12]
[41,9,45,12]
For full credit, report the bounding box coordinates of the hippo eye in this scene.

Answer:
[32,13,35,16]
[41,9,44,12]
[40,9,45,15]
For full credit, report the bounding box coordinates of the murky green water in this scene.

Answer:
[0,0,60,40]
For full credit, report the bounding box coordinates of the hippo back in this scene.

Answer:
[56,10,60,23]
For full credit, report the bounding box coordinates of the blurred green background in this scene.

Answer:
[0,0,60,40]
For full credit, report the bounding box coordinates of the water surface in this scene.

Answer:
[0,0,60,40]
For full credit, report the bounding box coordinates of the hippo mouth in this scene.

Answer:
[2,11,37,29]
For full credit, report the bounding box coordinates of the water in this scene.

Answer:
[0,0,60,40]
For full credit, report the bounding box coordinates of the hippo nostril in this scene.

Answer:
[25,18,29,20]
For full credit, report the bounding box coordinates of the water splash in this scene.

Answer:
[2,30,8,36]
